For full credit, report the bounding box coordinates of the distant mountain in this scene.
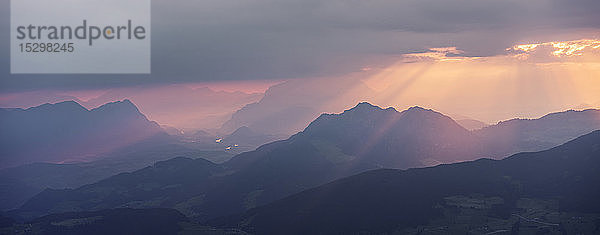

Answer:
[13,103,600,223]
[203,103,480,217]
[297,103,480,166]
[220,78,375,136]
[223,80,600,155]
[475,109,600,157]
[0,90,83,109]
[0,100,165,167]
[82,85,262,131]
[214,130,600,234]
[456,118,488,130]
[13,103,478,221]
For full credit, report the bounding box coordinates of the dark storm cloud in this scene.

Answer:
[1,0,599,91]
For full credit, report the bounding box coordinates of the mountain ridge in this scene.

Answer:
[0,99,164,167]
[10,102,600,223]
[213,130,600,234]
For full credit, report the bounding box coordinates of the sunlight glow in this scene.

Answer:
[509,39,600,57]
[403,47,479,62]
[362,38,600,124]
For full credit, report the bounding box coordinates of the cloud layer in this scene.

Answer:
[1,0,599,91]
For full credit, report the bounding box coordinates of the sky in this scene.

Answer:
[1,0,599,128]
[364,39,600,122]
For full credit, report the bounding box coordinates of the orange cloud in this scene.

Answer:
[508,39,600,58]
[402,47,479,62]
[402,39,600,63]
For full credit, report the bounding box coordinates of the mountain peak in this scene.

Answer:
[403,106,435,114]
[308,103,452,132]
[345,102,397,114]
[52,100,83,107]
[91,99,141,115]
[29,100,87,113]
[0,99,163,168]
[400,106,448,118]
[406,106,428,111]
[355,102,378,109]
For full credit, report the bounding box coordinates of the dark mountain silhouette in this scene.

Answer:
[0,141,234,211]
[0,100,165,167]
[187,103,482,219]
[2,208,251,234]
[12,103,600,223]
[0,163,96,212]
[15,157,223,220]
[297,103,479,166]
[13,103,479,221]
[9,208,188,235]
[213,130,600,234]
[0,214,16,228]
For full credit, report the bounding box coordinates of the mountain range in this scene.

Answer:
[82,85,262,131]
[475,108,600,157]
[12,102,600,222]
[214,130,600,234]
[0,100,237,211]
[0,100,165,167]
[0,142,234,211]
[0,86,263,131]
